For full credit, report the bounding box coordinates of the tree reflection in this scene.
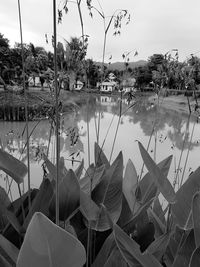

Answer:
[0,94,199,166]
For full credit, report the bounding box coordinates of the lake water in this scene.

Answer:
[1,93,200,200]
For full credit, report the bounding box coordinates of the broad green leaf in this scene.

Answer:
[0,234,19,266]
[16,212,86,267]
[0,149,27,184]
[0,255,12,267]
[104,247,128,267]
[80,191,99,221]
[148,209,165,237]
[113,223,162,267]
[147,232,171,260]
[123,159,140,213]
[139,155,173,203]
[0,187,11,229]
[91,152,123,231]
[192,191,200,248]
[92,233,115,267]
[171,167,200,229]
[79,164,105,194]
[123,197,154,234]
[117,194,133,229]
[172,230,195,267]
[189,246,200,267]
[43,155,67,182]
[94,142,110,169]
[49,169,80,221]
[138,142,176,204]
[23,179,54,230]
[75,159,84,180]
[0,189,23,235]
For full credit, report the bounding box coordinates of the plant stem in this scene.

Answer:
[53,0,60,225]
[180,120,196,187]
[109,91,122,163]
[17,0,31,211]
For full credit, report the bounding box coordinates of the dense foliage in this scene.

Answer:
[0,142,200,266]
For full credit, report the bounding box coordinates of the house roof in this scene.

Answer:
[75,81,84,85]
[101,81,116,86]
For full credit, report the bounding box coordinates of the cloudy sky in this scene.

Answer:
[1,0,200,62]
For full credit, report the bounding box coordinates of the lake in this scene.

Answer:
[0,93,200,200]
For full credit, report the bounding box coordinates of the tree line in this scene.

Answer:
[1,32,200,92]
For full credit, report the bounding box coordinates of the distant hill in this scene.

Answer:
[95,60,147,71]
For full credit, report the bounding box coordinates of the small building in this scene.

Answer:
[74,80,84,90]
[99,81,117,93]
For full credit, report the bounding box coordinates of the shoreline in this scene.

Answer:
[148,94,199,116]
[0,88,199,121]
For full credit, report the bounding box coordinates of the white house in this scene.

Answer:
[74,80,84,90]
[99,81,117,93]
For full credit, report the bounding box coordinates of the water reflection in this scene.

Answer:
[0,94,200,197]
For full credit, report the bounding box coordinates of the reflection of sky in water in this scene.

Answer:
[0,95,200,199]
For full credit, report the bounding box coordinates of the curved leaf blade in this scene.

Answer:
[113,223,162,267]
[17,212,86,267]
[0,149,27,184]
[123,159,140,213]
[138,142,176,204]
[189,246,200,267]
[49,169,80,221]
[171,167,200,229]
[192,191,200,248]
[91,152,123,231]
[94,142,110,169]
[79,164,105,194]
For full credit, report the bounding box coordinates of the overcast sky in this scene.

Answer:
[1,0,200,62]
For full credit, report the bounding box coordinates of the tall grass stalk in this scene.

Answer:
[109,92,123,163]
[53,0,60,225]
[180,119,196,187]
[173,114,191,188]
[17,0,31,211]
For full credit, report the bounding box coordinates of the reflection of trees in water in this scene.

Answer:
[126,99,198,151]
[0,111,85,163]
[1,95,199,163]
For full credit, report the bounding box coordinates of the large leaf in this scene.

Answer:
[75,159,84,180]
[148,209,165,237]
[79,164,105,194]
[23,179,54,230]
[0,234,19,266]
[94,142,110,169]
[0,189,23,235]
[0,149,27,184]
[123,159,140,213]
[117,194,133,229]
[0,187,11,229]
[104,247,128,267]
[189,246,200,267]
[139,155,173,203]
[91,152,123,231]
[92,233,115,267]
[171,167,200,229]
[17,212,86,267]
[147,232,171,261]
[43,155,67,182]
[172,230,195,267]
[138,142,176,204]
[80,191,99,221]
[192,191,200,248]
[113,223,162,267]
[123,197,154,234]
[49,169,80,221]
